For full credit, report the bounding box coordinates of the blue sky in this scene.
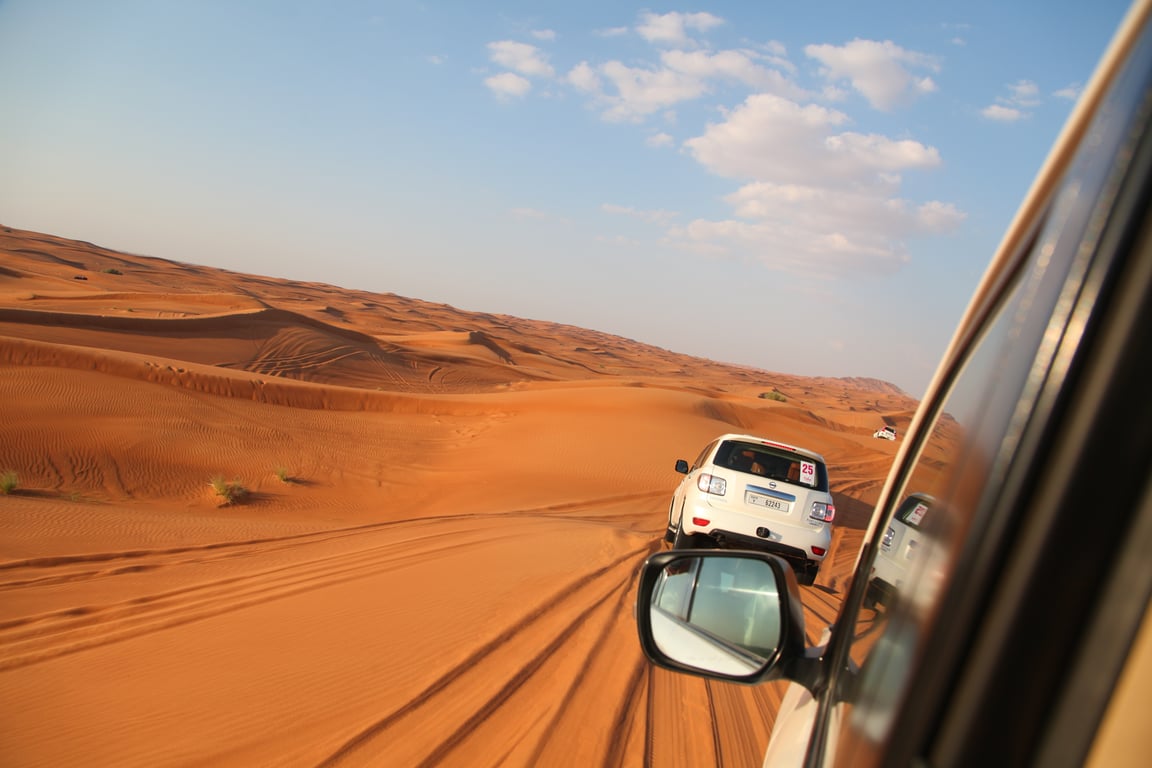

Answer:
[0,1,1134,396]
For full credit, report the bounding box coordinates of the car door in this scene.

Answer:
[670,439,717,528]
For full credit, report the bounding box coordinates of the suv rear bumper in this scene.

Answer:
[681,500,830,563]
[702,528,821,565]
[866,577,898,608]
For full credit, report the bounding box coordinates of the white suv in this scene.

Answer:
[873,426,897,440]
[664,433,835,585]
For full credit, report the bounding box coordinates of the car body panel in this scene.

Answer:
[762,683,822,768]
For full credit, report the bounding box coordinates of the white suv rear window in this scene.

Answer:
[896,497,931,529]
[714,440,829,492]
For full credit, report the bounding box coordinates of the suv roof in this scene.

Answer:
[714,433,827,464]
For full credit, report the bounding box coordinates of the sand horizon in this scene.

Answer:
[1,225,914,766]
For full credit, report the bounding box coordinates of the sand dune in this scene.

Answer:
[0,225,917,766]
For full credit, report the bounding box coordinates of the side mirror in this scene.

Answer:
[635,550,808,684]
[674,459,689,474]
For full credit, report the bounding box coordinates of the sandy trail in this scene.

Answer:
[0,498,803,767]
[1,504,644,764]
[0,499,862,767]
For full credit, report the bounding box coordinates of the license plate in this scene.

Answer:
[746,492,791,513]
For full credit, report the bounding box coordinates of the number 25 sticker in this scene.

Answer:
[800,461,816,485]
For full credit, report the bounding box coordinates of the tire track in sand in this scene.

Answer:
[0,518,553,671]
[315,543,654,766]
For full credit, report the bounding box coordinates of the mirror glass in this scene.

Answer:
[649,555,783,676]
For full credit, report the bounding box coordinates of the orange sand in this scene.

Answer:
[0,226,915,766]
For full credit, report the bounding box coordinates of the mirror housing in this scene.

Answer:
[635,550,810,685]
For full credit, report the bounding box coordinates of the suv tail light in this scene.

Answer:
[881,526,896,550]
[810,501,835,523]
[696,473,726,496]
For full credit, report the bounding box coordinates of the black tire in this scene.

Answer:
[796,563,819,587]
[672,523,708,550]
[663,504,677,543]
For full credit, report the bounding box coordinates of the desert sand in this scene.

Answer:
[0,225,916,766]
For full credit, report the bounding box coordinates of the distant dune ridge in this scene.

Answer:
[0,225,917,766]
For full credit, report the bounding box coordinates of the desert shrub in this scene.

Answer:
[759,390,787,402]
[102,268,123,275]
[274,466,291,483]
[0,470,17,495]
[210,476,248,505]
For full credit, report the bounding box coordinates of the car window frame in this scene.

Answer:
[691,440,717,472]
[796,4,1152,765]
[920,41,1152,767]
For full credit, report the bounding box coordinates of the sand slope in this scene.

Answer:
[0,226,916,766]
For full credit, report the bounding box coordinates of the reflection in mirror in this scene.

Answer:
[649,555,783,676]
[865,493,937,614]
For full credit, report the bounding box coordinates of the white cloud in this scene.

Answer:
[484,72,532,99]
[1054,83,1082,101]
[487,40,554,78]
[762,40,789,59]
[660,49,808,98]
[531,29,556,41]
[569,44,811,122]
[595,26,630,38]
[1006,80,1041,107]
[646,132,675,148]
[824,132,941,175]
[821,84,849,102]
[684,94,852,183]
[983,80,1042,121]
[916,200,966,230]
[636,11,724,47]
[674,93,959,274]
[596,60,711,122]
[488,17,803,125]
[574,47,807,123]
[982,104,1024,122]
[805,39,940,111]
[669,193,950,276]
[566,61,600,92]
